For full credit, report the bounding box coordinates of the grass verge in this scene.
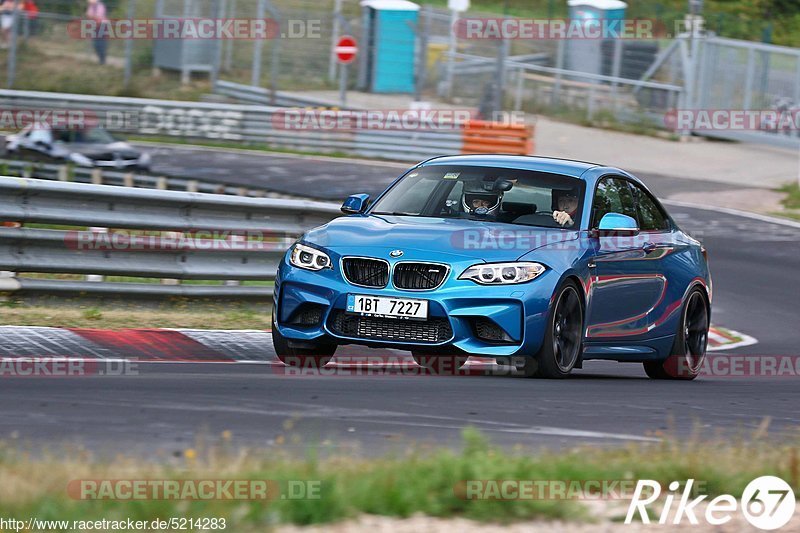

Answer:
[0,428,797,529]
[774,182,800,221]
[0,301,270,329]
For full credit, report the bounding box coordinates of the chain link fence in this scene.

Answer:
[0,0,799,144]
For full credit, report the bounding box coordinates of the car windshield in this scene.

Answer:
[53,127,117,144]
[370,165,586,229]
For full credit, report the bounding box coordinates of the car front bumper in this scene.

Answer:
[274,252,560,357]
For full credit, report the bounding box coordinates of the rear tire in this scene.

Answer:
[271,318,336,369]
[643,288,709,380]
[522,280,584,379]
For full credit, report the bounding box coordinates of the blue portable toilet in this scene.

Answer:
[358,0,420,93]
[566,0,627,76]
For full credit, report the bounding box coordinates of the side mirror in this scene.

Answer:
[341,193,370,215]
[593,213,639,237]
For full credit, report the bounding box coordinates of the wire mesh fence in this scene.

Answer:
[0,0,799,143]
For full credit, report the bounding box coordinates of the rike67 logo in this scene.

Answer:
[626,476,795,530]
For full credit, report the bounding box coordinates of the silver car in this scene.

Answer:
[5,125,151,171]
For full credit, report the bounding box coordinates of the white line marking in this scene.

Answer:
[133,140,407,168]
[662,199,800,229]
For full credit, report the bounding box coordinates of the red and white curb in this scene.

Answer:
[707,326,758,352]
[0,324,756,362]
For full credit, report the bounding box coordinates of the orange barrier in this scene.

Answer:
[461,120,534,156]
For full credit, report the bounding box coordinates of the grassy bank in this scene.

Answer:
[0,428,797,529]
[777,182,800,220]
[0,301,271,329]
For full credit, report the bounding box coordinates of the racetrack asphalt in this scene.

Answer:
[0,149,799,458]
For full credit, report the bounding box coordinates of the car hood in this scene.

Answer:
[303,214,579,263]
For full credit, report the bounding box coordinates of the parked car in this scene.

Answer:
[5,124,151,170]
[272,155,711,379]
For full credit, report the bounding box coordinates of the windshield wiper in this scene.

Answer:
[371,211,420,216]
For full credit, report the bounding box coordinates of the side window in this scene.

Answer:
[27,128,52,146]
[630,183,670,231]
[591,177,637,228]
[53,129,72,143]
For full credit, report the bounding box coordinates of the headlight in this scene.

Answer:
[290,243,332,271]
[138,152,151,165]
[459,262,546,285]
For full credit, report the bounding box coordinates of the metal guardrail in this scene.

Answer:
[0,89,464,161]
[0,176,340,297]
[213,80,353,109]
[0,159,280,198]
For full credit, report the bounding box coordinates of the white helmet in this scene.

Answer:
[461,180,506,216]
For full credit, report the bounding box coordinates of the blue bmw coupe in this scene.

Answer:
[273,155,711,379]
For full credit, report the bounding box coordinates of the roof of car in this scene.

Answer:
[419,154,602,179]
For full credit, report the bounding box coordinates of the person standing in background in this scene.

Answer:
[22,0,38,37]
[86,0,108,64]
[0,0,16,49]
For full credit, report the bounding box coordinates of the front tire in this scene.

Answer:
[519,280,584,379]
[643,288,709,380]
[271,318,336,369]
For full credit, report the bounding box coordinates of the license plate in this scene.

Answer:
[347,294,428,320]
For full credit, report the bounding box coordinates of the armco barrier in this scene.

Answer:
[0,89,464,161]
[0,176,340,297]
[213,80,349,109]
[461,120,534,156]
[0,159,278,198]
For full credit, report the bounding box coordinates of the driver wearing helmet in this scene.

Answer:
[461,180,504,217]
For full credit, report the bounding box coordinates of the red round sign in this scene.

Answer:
[334,35,358,64]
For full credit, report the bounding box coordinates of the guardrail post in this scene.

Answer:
[552,39,565,107]
[156,176,168,190]
[160,230,182,286]
[186,180,198,193]
[611,38,623,116]
[57,165,69,181]
[514,68,524,111]
[0,222,18,289]
[85,227,107,282]
[123,173,135,188]
[224,234,244,286]
[91,168,103,185]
